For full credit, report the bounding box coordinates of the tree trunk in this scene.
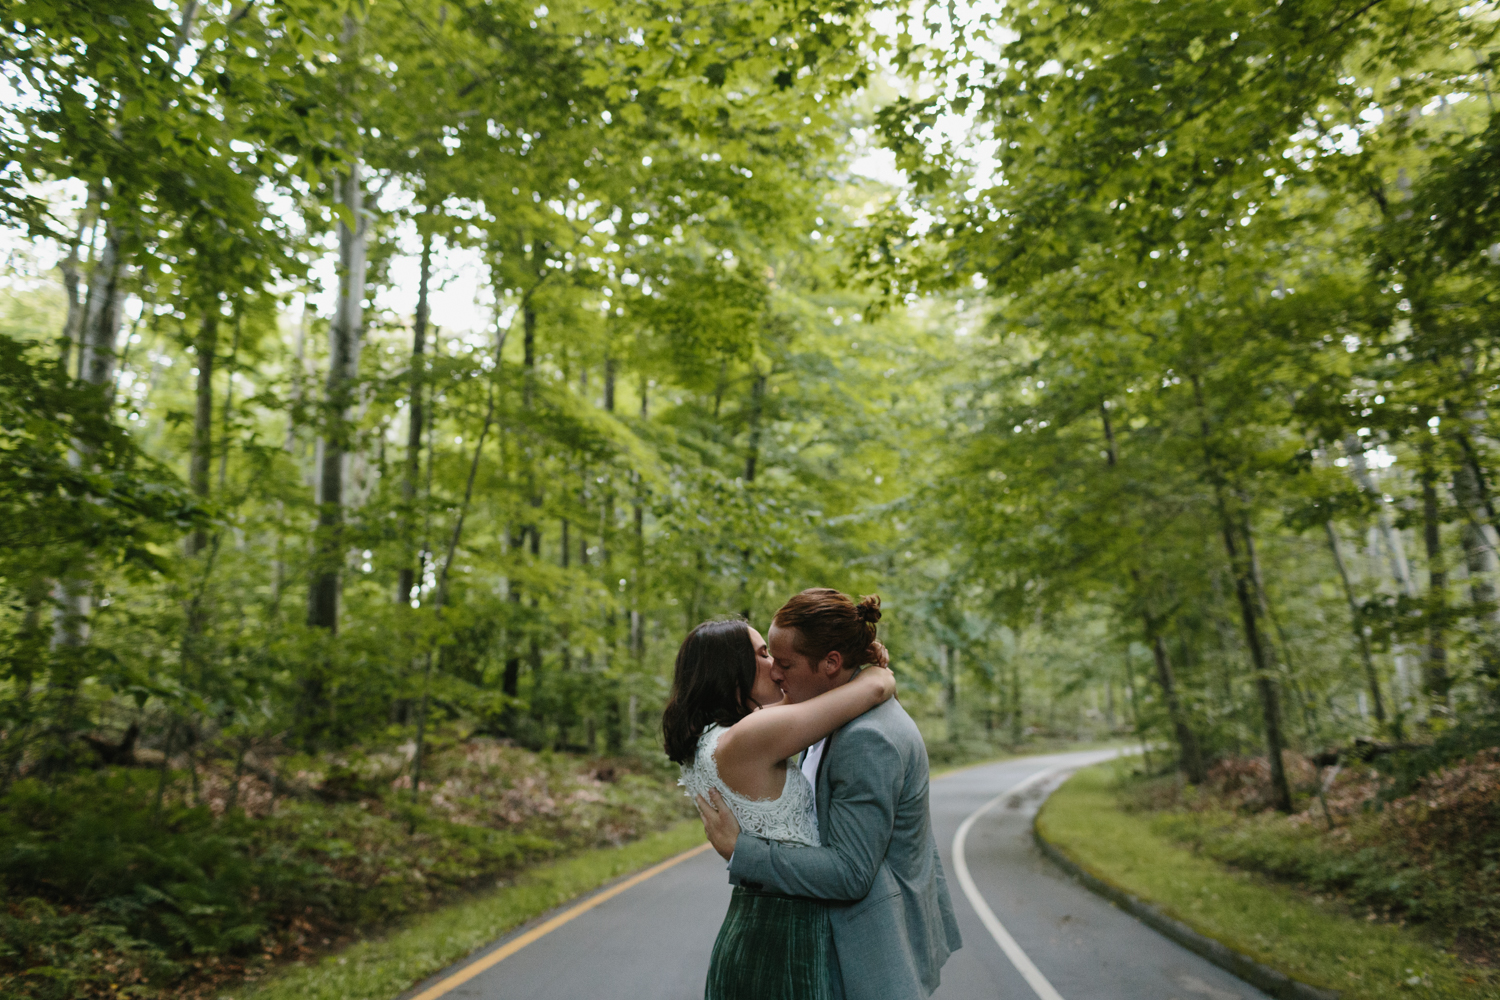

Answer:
[745,372,766,482]
[1191,378,1292,811]
[53,220,125,648]
[308,159,366,634]
[1227,513,1293,812]
[188,310,218,555]
[1101,400,1207,782]
[215,310,241,492]
[1345,436,1418,596]
[397,234,431,606]
[1147,622,1207,783]
[938,645,956,741]
[1326,521,1386,724]
[78,227,124,389]
[1417,437,1451,714]
[57,204,93,370]
[1452,433,1500,688]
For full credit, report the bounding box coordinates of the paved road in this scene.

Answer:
[408,748,1271,1000]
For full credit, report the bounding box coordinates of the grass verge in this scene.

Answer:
[227,819,707,1000]
[1037,763,1495,1000]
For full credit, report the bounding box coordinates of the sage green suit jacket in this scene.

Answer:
[728,698,963,999]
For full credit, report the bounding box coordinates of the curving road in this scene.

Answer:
[405,748,1270,1000]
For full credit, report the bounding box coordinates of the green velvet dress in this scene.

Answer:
[705,885,838,1000]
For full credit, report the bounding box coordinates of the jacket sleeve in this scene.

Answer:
[728,723,901,901]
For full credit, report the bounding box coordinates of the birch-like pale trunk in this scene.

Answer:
[1344,436,1418,594]
[1325,521,1386,724]
[53,223,126,649]
[308,159,367,634]
[1343,435,1420,720]
[1417,437,1451,714]
[1450,409,1500,689]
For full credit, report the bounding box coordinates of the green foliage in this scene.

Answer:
[0,740,691,997]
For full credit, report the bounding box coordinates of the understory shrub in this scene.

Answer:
[1130,748,1500,962]
[0,736,692,998]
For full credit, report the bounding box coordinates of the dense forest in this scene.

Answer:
[3,0,1500,995]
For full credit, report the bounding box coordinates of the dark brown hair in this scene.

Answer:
[660,618,758,765]
[772,589,881,670]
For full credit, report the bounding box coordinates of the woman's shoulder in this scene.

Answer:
[691,723,727,762]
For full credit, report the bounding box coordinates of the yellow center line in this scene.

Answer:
[409,841,716,1000]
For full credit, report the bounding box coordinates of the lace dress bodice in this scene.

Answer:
[679,724,820,847]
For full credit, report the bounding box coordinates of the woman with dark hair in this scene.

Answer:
[694,590,962,1000]
[661,614,894,1000]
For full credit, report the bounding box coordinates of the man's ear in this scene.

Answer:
[820,649,844,677]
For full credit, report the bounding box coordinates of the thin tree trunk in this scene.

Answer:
[1345,436,1418,596]
[942,645,959,743]
[188,310,218,555]
[1147,622,1207,782]
[216,313,241,491]
[397,234,431,605]
[53,219,124,648]
[1326,521,1386,724]
[1451,429,1500,688]
[745,372,766,482]
[1191,378,1292,811]
[1101,400,1207,782]
[57,204,93,370]
[308,159,367,634]
[78,227,124,388]
[1417,437,1451,713]
[413,330,504,797]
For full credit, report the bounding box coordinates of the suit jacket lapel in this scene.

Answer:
[815,731,834,845]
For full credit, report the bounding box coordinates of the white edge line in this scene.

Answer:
[950,749,1139,1000]
[952,763,1072,1000]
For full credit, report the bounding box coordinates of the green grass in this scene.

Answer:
[227,819,707,1000]
[1037,763,1496,1000]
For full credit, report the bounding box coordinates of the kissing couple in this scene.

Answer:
[662,588,962,1000]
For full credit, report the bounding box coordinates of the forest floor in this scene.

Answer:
[0,730,695,1000]
[1038,758,1500,1000]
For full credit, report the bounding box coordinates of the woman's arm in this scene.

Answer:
[718,661,895,771]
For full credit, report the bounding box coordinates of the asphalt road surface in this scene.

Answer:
[407,748,1272,1000]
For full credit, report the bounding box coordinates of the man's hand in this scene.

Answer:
[695,788,740,861]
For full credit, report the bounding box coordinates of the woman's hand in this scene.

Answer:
[856,662,897,703]
[869,641,890,670]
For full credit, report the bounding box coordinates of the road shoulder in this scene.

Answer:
[1036,763,1493,1000]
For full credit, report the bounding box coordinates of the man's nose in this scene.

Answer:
[770,665,784,682]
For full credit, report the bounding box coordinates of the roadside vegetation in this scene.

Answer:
[1040,761,1499,998]
[0,737,690,1000]
[229,819,706,1000]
